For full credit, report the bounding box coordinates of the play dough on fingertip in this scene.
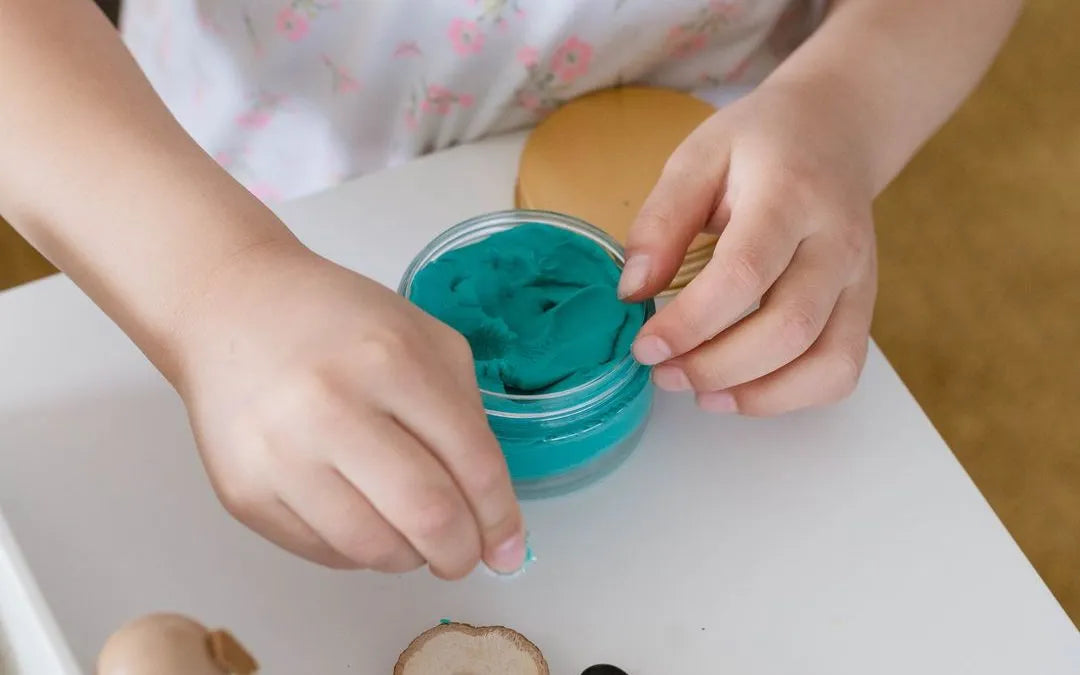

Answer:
[408,223,644,394]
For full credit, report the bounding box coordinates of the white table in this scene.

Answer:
[1,133,1077,674]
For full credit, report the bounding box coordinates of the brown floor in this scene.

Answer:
[872,0,1080,626]
[1,0,1077,625]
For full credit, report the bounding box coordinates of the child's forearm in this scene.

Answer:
[763,0,1022,195]
[0,0,297,379]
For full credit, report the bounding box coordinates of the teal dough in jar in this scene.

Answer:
[408,223,644,394]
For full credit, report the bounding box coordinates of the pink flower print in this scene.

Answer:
[213,151,233,168]
[158,21,173,62]
[235,109,272,130]
[470,0,525,28]
[415,84,474,119]
[275,7,309,42]
[421,85,456,115]
[724,55,752,83]
[242,11,266,59]
[248,182,281,203]
[667,26,707,58]
[235,92,285,130]
[448,18,484,55]
[550,36,593,83]
[393,41,422,58]
[404,110,419,131]
[321,54,360,94]
[198,10,222,35]
[516,46,539,67]
[339,75,361,93]
[516,90,541,111]
[709,0,744,19]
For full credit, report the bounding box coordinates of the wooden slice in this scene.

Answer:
[394,623,548,675]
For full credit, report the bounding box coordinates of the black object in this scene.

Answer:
[94,0,122,26]
[581,666,629,675]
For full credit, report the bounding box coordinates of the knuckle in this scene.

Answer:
[434,561,475,582]
[484,508,523,546]
[441,328,475,365]
[468,453,510,502]
[750,196,792,232]
[371,547,424,574]
[268,373,358,441]
[836,222,872,268]
[635,204,678,238]
[319,556,362,571]
[826,344,865,399]
[211,423,275,522]
[777,299,824,355]
[332,526,388,565]
[272,370,339,420]
[736,400,773,418]
[411,491,462,541]
[724,247,768,295]
[216,479,264,523]
[773,160,819,207]
[356,541,406,571]
[681,354,726,392]
[662,142,709,179]
[356,330,412,375]
[666,298,711,345]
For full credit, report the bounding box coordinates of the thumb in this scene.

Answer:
[617,137,728,301]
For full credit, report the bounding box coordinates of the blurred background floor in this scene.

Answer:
[871,0,1079,625]
[1,0,1076,625]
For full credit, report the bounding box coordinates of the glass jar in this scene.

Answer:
[398,210,655,499]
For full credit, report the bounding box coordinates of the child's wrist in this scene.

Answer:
[751,75,885,198]
[756,69,888,196]
[147,232,309,390]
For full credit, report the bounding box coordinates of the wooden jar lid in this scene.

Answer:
[516,86,717,294]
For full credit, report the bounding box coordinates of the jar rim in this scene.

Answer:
[397,209,655,418]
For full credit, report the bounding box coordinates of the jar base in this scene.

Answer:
[510,413,650,500]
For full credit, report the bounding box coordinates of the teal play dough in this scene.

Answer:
[408,223,645,394]
[405,219,654,490]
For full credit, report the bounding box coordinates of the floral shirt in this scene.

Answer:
[122,0,824,203]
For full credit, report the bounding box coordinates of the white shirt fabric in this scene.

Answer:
[122,0,823,203]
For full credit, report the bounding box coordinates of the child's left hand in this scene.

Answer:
[618,80,878,416]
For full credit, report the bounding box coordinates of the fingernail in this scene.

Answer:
[617,255,650,299]
[652,365,691,392]
[633,335,672,366]
[697,390,738,413]
[490,534,526,573]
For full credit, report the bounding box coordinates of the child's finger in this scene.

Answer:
[618,133,728,301]
[386,362,526,575]
[280,465,424,573]
[236,496,359,570]
[632,194,802,365]
[659,238,846,392]
[330,413,483,580]
[698,266,876,416]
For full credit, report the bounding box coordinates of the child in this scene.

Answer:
[0,0,1020,579]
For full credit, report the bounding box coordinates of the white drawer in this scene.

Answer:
[0,511,80,675]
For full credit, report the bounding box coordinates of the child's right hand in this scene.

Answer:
[170,240,526,578]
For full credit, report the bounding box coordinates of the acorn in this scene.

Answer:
[97,613,257,675]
